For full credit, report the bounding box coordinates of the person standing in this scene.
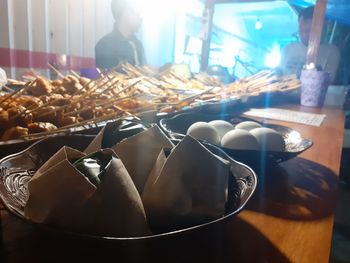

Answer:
[280,6,340,83]
[95,0,145,69]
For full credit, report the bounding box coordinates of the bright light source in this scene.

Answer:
[186,37,202,54]
[255,19,263,30]
[129,0,187,16]
[221,42,240,68]
[264,44,281,68]
[128,0,188,34]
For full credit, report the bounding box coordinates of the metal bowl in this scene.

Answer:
[160,112,313,164]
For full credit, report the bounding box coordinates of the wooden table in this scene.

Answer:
[0,105,344,263]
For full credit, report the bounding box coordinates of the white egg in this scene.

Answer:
[209,120,234,139]
[235,121,262,131]
[187,122,220,145]
[221,129,259,150]
[250,127,285,152]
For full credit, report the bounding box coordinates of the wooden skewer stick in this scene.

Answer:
[169,71,189,83]
[61,77,114,110]
[1,85,14,93]
[30,68,40,78]
[111,60,128,73]
[57,111,128,131]
[85,78,120,99]
[97,79,120,94]
[141,65,157,76]
[70,70,80,78]
[112,77,143,97]
[59,78,142,119]
[0,81,34,107]
[64,95,132,116]
[22,75,36,82]
[67,78,96,98]
[21,111,129,139]
[36,76,131,119]
[33,78,114,119]
[48,63,65,79]
[16,77,96,119]
[121,63,144,77]
[280,84,301,92]
[80,75,117,97]
[62,82,133,117]
[126,103,160,114]
[244,70,273,81]
[96,68,105,78]
[174,86,216,107]
[7,79,27,85]
[111,105,135,116]
[24,97,65,116]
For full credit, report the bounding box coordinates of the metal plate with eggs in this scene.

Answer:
[159,112,313,164]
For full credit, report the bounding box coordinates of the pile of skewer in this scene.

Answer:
[0,63,301,141]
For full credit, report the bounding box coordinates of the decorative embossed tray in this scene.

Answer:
[160,113,313,164]
[0,134,257,240]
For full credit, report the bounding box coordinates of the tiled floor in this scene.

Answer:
[330,150,350,263]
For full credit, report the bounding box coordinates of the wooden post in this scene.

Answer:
[200,0,215,72]
[306,0,328,65]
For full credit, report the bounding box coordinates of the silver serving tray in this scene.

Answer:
[0,134,257,241]
[0,116,152,160]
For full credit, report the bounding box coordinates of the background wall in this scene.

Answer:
[0,0,177,79]
[0,0,115,79]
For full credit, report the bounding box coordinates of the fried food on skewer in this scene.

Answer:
[0,62,301,141]
[2,126,29,141]
[28,122,58,133]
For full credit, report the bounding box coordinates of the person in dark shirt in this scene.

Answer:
[280,6,340,82]
[95,0,145,69]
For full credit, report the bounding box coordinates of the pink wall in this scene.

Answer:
[0,0,114,79]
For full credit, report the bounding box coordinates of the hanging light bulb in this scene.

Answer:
[255,18,263,30]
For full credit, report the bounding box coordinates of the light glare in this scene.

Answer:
[264,44,281,68]
[255,19,263,30]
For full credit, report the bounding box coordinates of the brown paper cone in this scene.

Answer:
[112,125,174,193]
[25,147,150,237]
[32,146,85,177]
[84,119,148,154]
[25,147,95,223]
[143,148,169,192]
[85,126,105,154]
[69,151,150,237]
[142,135,230,230]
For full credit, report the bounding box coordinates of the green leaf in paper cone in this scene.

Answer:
[73,151,113,186]
[101,118,148,148]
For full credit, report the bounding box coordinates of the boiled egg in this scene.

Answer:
[250,127,285,152]
[221,129,259,150]
[209,120,234,139]
[235,121,261,131]
[187,122,220,145]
